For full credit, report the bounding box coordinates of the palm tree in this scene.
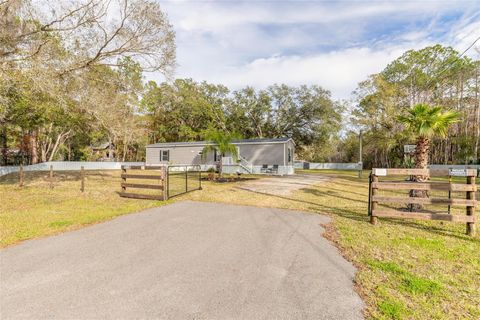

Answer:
[201,129,240,178]
[399,104,460,171]
[399,104,459,210]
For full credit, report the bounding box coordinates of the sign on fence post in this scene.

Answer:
[449,168,468,177]
[403,145,416,154]
[373,168,387,176]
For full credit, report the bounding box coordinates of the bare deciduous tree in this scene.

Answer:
[0,0,176,76]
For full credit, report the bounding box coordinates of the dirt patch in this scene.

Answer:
[237,174,330,196]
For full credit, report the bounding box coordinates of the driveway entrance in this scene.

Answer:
[0,201,364,319]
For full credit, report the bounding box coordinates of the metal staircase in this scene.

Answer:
[221,155,254,174]
[238,156,253,174]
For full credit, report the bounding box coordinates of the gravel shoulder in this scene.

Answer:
[237,174,330,196]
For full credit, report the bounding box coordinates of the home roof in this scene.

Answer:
[146,137,293,148]
[91,142,112,150]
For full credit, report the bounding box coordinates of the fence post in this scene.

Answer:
[49,165,54,189]
[121,166,126,192]
[447,175,452,214]
[80,166,85,192]
[370,173,378,225]
[163,166,168,200]
[368,172,372,216]
[185,166,188,193]
[358,130,363,178]
[199,166,202,190]
[19,165,24,187]
[466,174,476,236]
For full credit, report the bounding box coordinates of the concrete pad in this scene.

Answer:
[238,174,330,196]
[0,201,364,319]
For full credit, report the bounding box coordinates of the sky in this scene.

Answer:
[150,0,480,100]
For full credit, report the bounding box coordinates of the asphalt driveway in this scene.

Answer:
[0,201,364,319]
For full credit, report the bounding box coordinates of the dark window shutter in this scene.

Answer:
[162,150,169,161]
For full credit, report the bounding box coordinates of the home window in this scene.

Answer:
[160,150,169,162]
[288,148,292,162]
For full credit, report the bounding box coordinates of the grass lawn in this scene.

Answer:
[0,170,168,247]
[1,169,479,319]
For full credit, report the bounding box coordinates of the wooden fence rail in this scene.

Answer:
[368,168,477,236]
[119,165,167,201]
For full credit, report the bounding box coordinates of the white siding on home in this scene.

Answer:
[237,143,285,166]
[146,146,215,165]
[145,139,296,174]
[284,140,295,165]
[146,147,161,164]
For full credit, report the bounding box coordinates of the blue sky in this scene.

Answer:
[152,0,480,100]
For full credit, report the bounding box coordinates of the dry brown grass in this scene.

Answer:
[0,170,167,247]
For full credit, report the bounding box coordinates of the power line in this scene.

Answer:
[458,35,480,57]
[425,34,480,90]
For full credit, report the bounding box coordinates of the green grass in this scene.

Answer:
[367,260,443,295]
[378,299,406,320]
[0,170,167,247]
[1,168,479,319]
[182,169,480,319]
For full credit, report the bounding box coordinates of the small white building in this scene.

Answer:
[145,137,295,175]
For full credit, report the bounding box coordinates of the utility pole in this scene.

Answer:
[358,130,363,178]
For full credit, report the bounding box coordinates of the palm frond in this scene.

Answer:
[202,127,242,161]
[201,144,217,161]
[398,104,459,139]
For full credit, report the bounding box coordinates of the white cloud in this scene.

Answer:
[149,0,480,100]
[450,21,480,56]
[165,1,459,31]
[184,43,432,100]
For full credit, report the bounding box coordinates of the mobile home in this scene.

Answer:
[145,137,295,175]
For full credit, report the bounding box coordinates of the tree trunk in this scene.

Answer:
[219,156,223,178]
[475,67,480,163]
[48,133,63,162]
[1,125,7,166]
[122,142,127,162]
[409,136,430,210]
[415,136,429,170]
[30,130,38,164]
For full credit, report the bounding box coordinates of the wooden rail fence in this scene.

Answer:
[119,165,168,201]
[368,168,477,236]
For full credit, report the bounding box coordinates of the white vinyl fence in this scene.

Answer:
[0,161,144,177]
[293,162,479,172]
[429,164,480,170]
[3,162,476,178]
[0,166,19,177]
[294,162,362,170]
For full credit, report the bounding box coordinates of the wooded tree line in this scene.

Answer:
[341,44,480,168]
[0,0,342,165]
[141,80,342,162]
[0,0,175,164]
[1,70,343,164]
[1,1,478,167]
